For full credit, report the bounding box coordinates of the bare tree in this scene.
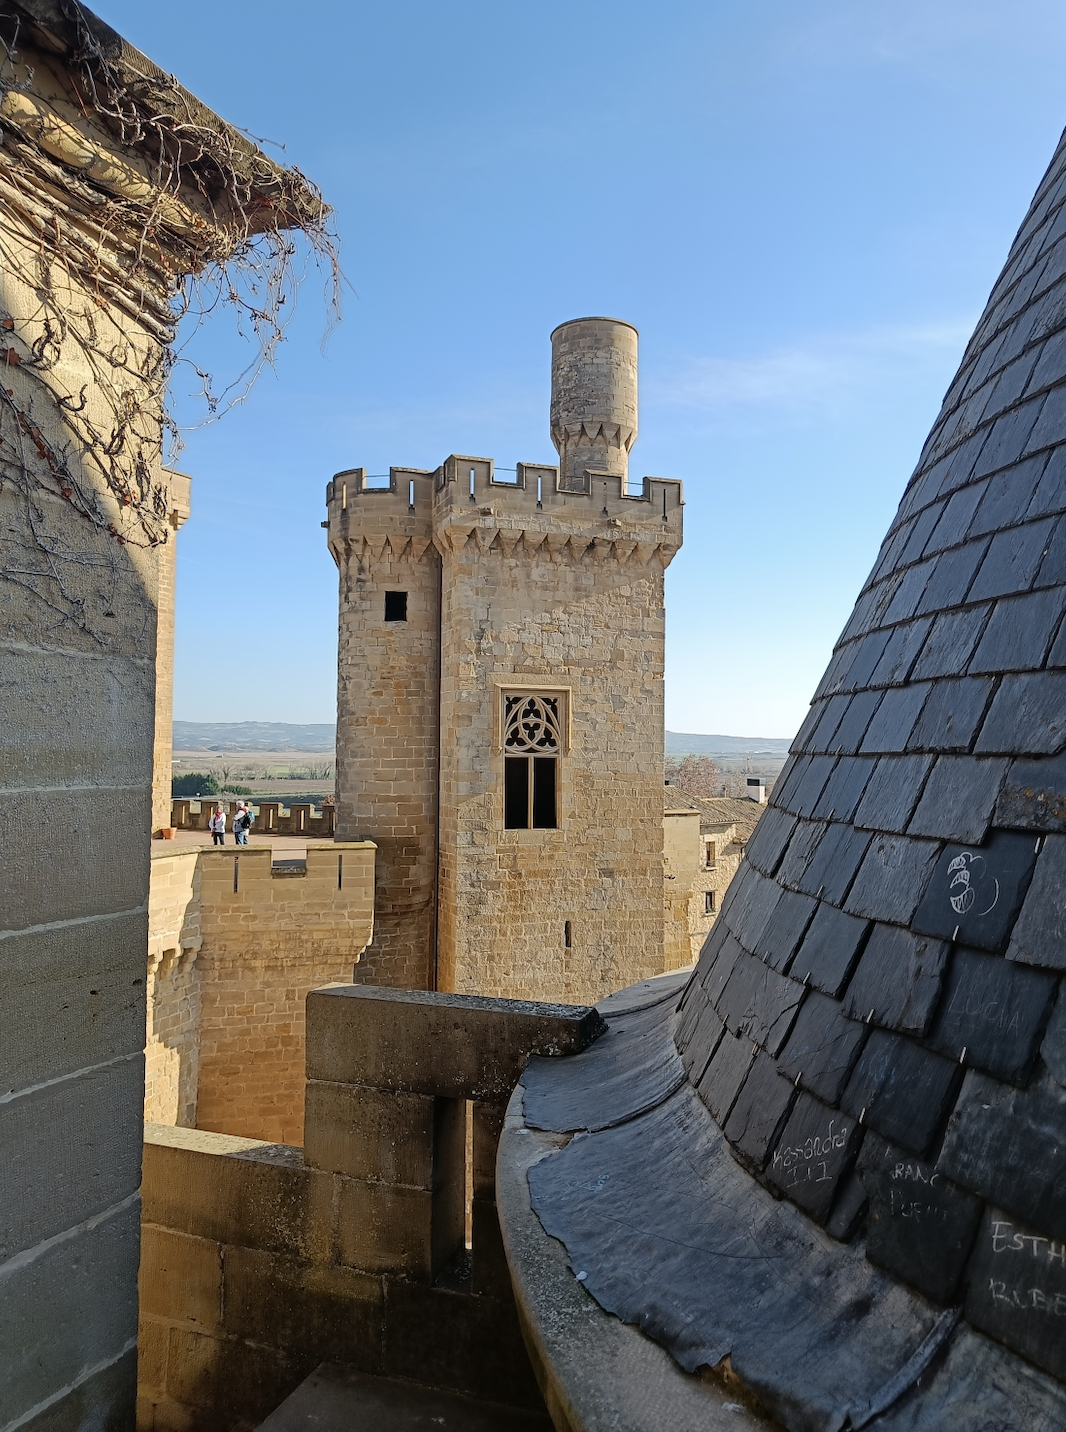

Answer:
[664,754,721,798]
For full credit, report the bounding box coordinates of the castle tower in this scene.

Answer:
[327,320,683,1002]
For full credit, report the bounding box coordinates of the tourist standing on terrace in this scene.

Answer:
[209,804,226,845]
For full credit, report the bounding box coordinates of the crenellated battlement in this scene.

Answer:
[326,453,683,567]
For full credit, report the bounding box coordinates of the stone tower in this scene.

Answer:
[327,319,683,1002]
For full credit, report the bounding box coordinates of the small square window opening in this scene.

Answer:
[384,591,408,622]
[704,891,716,914]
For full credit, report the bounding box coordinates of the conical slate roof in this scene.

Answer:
[519,127,1066,1428]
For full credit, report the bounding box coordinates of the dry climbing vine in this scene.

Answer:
[0,0,338,637]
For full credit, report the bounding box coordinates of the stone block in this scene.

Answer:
[841,924,947,1036]
[0,786,150,931]
[471,1195,511,1298]
[938,1067,1066,1240]
[0,1056,143,1261]
[912,829,1040,952]
[143,1125,335,1262]
[766,1091,862,1223]
[337,1177,433,1278]
[21,1346,137,1432]
[963,1206,1066,1381]
[221,1244,382,1367]
[382,1282,542,1409]
[790,902,870,998]
[858,1133,982,1304]
[0,1198,139,1430]
[304,1082,434,1187]
[472,1101,506,1200]
[777,991,868,1104]
[842,1031,960,1155]
[306,986,604,1100]
[139,1227,221,1329]
[928,946,1055,1080]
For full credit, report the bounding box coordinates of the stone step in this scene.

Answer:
[255,1364,553,1432]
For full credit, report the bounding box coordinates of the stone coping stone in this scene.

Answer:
[255,1364,552,1431]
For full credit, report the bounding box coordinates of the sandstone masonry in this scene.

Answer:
[328,319,683,1004]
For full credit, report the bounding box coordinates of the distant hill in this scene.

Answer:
[173,721,335,752]
[174,721,792,758]
[666,731,792,757]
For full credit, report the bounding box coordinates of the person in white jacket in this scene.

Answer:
[209,803,226,845]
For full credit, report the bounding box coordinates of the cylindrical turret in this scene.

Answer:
[550,317,638,490]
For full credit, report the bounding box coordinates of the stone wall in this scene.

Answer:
[331,468,442,991]
[663,804,702,971]
[145,843,375,1144]
[137,986,602,1432]
[152,473,191,837]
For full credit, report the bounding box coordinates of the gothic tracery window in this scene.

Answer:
[502,693,562,829]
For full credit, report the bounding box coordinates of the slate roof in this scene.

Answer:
[662,785,702,814]
[521,120,1066,1426]
[693,795,766,838]
[670,121,1066,1392]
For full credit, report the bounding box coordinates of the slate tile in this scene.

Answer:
[971,398,1045,478]
[837,635,893,697]
[907,755,1009,844]
[906,677,994,753]
[1034,523,1066,589]
[791,699,828,755]
[744,806,796,878]
[844,834,940,926]
[897,502,946,568]
[842,1031,961,1155]
[812,642,857,701]
[676,975,708,1045]
[777,991,868,1104]
[842,924,948,1036]
[1040,986,1066,1087]
[1046,599,1066,666]
[913,539,989,615]
[765,753,804,811]
[716,951,804,1055]
[853,755,936,834]
[803,693,851,754]
[934,430,992,497]
[694,911,730,971]
[766,1091,863,1223]
[858,1133,983,1305]
[679,1001,725,1086]
[983,351,1041,422]
[1024,445,1066,520]
[723,1049,797,1172]
[827,689,884,751]
[717,858,757,927]
[725,867,778,952]
[968,587,1065,672]
[776,819,826,890]
[911,606,990,681]
[1024,383,1066,456]
[1027,328,1066,394]
[964,1206,1066,1383]
[868,618,934,687]
[969,457,1047,537]
[823,1170,869,1243]
[938,1066,1066,1241]
[702,933,744,1006]
[968,517,1056,601]
[754,888,818,973]
[810,756,877,825]
[974,670,1066,754]
[924,480,988,555]
[1007,833,1066,969]
[794,823,872,904]
[791,903,870,999]
[787,754,837,818]
[912,829,1040,952]
[695,1026,755,1125]
[928,946,1056,1082]
[868,523,912,586]
[858,684,931,755]
[883,560,935,625]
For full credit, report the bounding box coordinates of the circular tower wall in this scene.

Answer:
[550,317,638,488]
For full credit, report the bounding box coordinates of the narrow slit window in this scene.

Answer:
[384,590,408,622]
[564,920,572,949]
[705,891,716,914]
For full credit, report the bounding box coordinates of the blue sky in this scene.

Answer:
[98,0,1066,736]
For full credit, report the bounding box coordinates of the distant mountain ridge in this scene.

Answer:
[666,730,792,756]
[174,721,792,757]
[173,721,336,752]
